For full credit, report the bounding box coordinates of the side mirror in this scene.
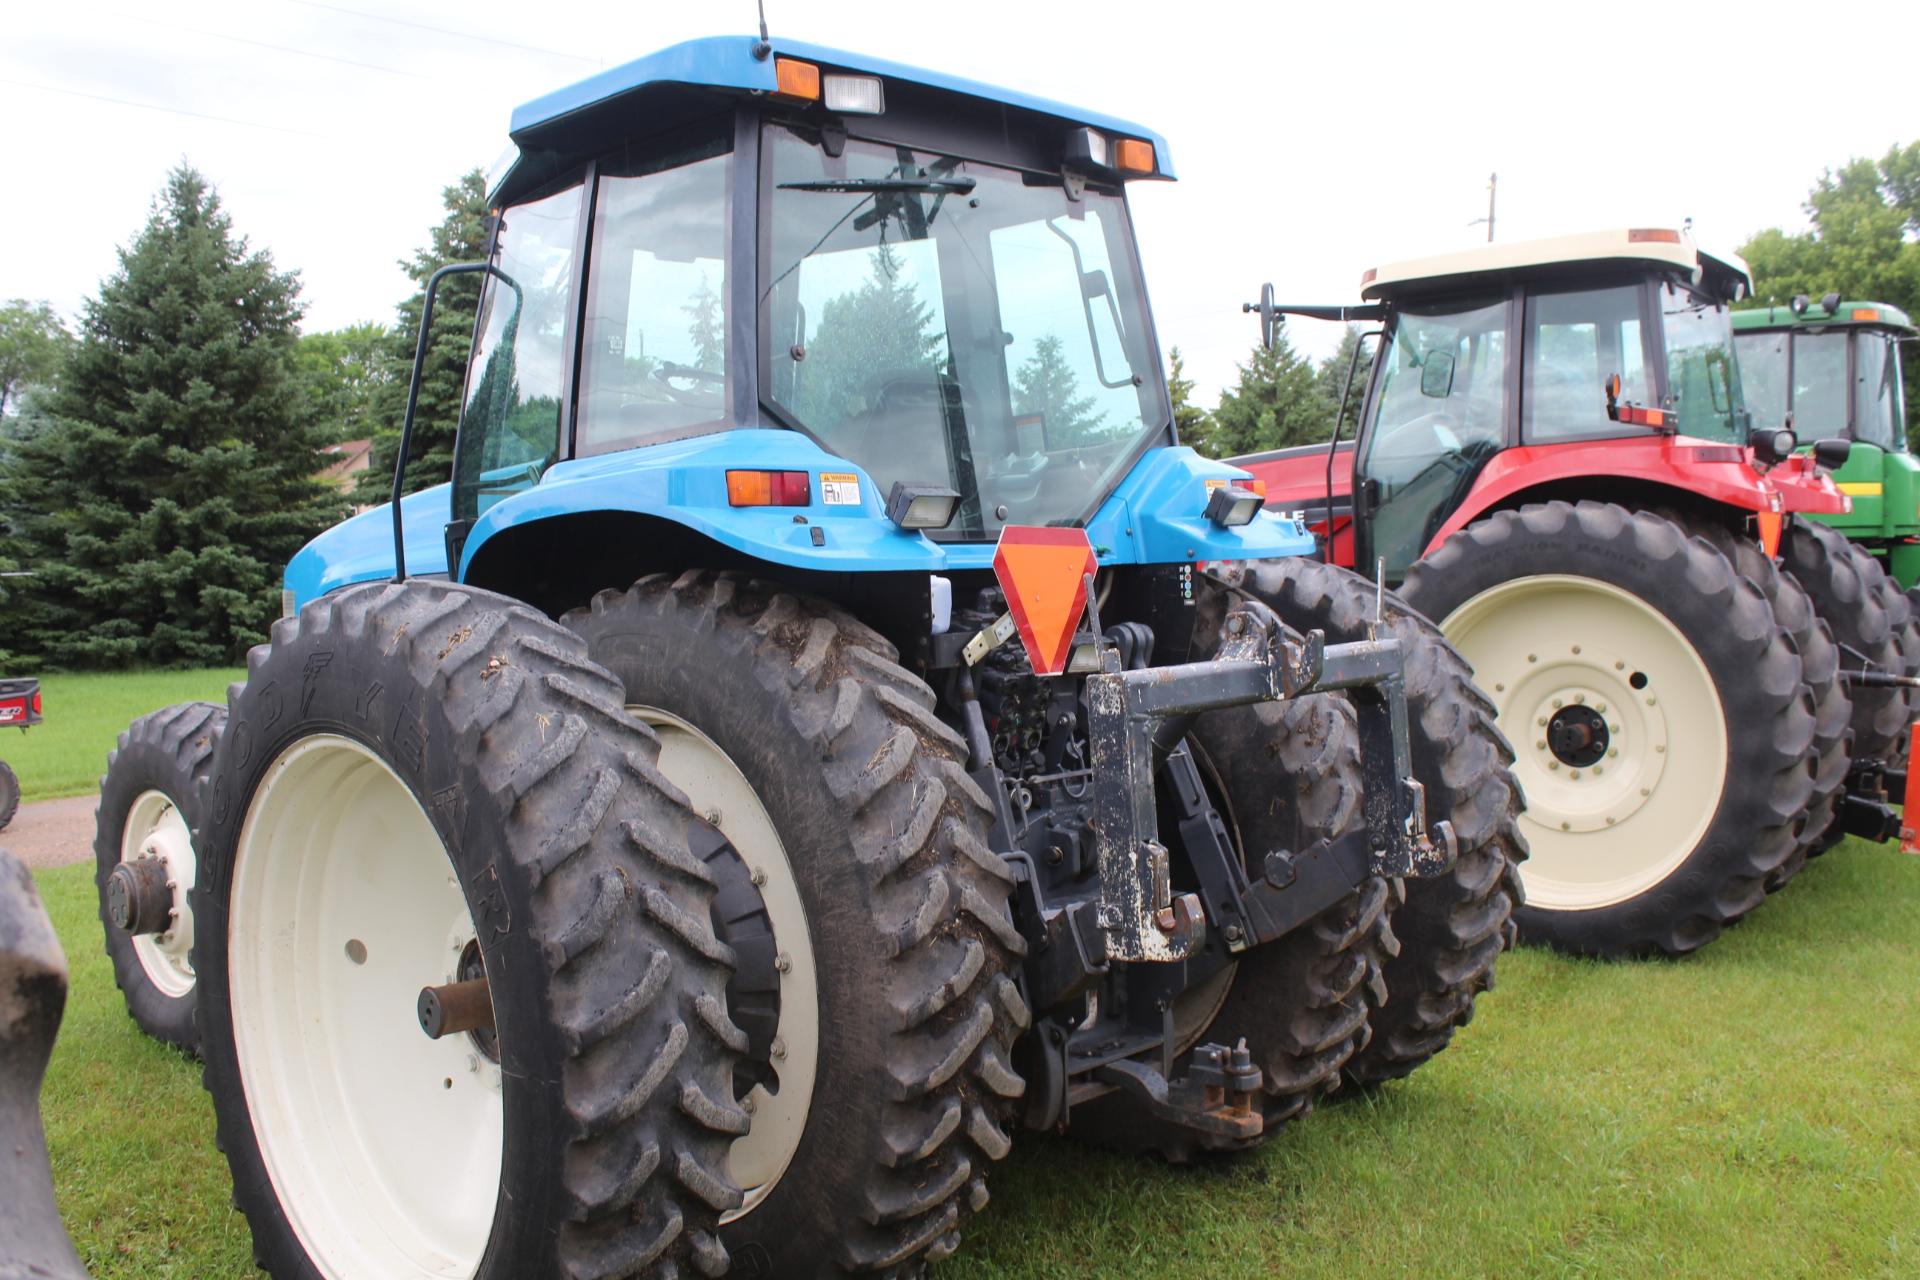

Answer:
[1749,425,1799,464]
[1244,282,1281,352]
[1812,438,1853,470]
[1419,350,1456,398]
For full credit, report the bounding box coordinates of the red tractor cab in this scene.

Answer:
[1235,229,1883,958]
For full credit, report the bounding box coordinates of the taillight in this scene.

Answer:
[32,690,42,715]
[727,470,811,506]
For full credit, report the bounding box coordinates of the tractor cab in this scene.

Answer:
[1238,229,1845,582]
[1733,300,1920,582]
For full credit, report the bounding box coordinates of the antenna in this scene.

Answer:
[752,0,771,59]
[1466,172,1496,243]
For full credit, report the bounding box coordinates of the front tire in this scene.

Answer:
[1403,501,1813,956]
[0,760,17,831]
[93,701,223,1053]
[195,582,745,1280]
[565,571,1027,1279]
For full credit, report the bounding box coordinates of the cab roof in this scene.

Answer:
[1360,228,1752,303]
[493,35,1174,202]
[1732,300,1915,334]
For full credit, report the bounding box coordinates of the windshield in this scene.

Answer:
[762,125,1165,538]
[1360,295,1508,579]
[1658,282,1744,442]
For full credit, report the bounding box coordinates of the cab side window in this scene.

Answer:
[1523,285,1649,441]
[451,178,586,524]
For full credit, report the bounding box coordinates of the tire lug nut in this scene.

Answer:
[1527,653,1538,663]
[1552,698,1564,708]
[1571,645,1582,654]
[1536,740,1548,750]
[1605,816,1616,825]
[1608,748,1618,758]
[1560,821,1571,830]
[1593,765,1603,775]
[1640,788,1651,796]
[1548,761,1560,770]
[1537,717,1548,727]
[1655,744,1666,753]
[771,1037,787,1060]
[744,1096,757,1113]
[775,953,792,974]
[1596,703,1607,713]
[1573,693,1585,704]
[1615,660,1626,670]
[751,867,767,887]
[1569,769,1580,779]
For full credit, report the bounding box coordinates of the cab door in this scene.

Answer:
[1352,292,1515,583]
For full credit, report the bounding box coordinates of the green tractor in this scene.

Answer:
[1733,297,1919,587]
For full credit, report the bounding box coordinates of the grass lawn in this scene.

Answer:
[3,669,244,804]
[28,842,1920,1279]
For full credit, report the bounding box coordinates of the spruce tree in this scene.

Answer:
[3,165,344,666]
[1193,331,1332,458]
[1167,346,1212,444]
[1315,326,1376,440]
[359,169,491,499]
[1013,334,1105,446]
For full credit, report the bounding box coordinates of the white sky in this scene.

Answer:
[2,0,1915,410]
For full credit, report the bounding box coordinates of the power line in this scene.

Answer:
[283,0,601,65]
[121,12,428,79]
[0,77,329,139]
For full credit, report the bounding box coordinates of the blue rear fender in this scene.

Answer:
[282,434,1317,611]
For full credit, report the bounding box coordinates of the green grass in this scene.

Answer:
[31,844,1920,1279]
[4,670,243,804]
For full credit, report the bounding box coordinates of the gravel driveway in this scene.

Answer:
[2,795,98,869]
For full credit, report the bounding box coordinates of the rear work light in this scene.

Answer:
[727,470,811,506]
[823,73,884,114]
[1205,484,1265,529]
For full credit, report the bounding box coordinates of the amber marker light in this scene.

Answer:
[1113,138,1156,175]
[773,58,821,103]
[1852,307,1882,322]
[727,470,811,506]
[1627,228,1683,243]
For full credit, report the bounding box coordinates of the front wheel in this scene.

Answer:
[195,582,745,1280]
[0,759,17,831]
[1403,501,1813,956]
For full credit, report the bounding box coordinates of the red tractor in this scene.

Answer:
[0,678,42,831]
[1234,228,1912,957]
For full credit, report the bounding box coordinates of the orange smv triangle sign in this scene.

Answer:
[992,526,1097,676]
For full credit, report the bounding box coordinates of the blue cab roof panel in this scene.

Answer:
[506,35,1174,178]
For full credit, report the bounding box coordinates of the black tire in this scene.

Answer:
[1679,522,1849,886]
[1063,684,1395,1158]
[1226,558,1525,1079]
[1402,501,1812,957]
[1881,578,1920,768]
[92,701,224,1053]
[0,759,17,831]
[563,571,1027,1279]
[1783,518,1908,762]
[194,581,744,1280]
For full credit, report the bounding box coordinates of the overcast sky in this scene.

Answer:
[2,0,1915,408]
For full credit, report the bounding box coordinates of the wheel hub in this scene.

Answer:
[119,791,198,997]
[1546,703,1609,767]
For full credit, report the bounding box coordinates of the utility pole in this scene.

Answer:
[1468,172,1497,242]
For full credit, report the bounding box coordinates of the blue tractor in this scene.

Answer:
[103,36,1523,1278]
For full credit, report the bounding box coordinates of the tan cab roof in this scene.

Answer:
[1360,229,1752,301]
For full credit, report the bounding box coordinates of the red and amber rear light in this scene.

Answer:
[727,470,811,506]
[772,58,821,103]
[1627,228,1683,244]
[32,690,42,715]
[1113,138,1156,175]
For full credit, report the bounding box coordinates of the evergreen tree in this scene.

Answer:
[1013,334,1105,446]
[0,300,72,420]
[792,244,945,429]
[1314,326,1375,441]
[1193,331,1332,457]
[1168,346,1211,444]
[359,169,491,499]
[3,164,345,666]
[294,321,393,445]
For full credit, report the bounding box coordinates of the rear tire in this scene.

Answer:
[0,760,17,831]
[564,571,1027,1279]
[195,582,744,1280]
[93,701,224,1053]
[1783,518,1908,762]
[1063,686,1394,1157]
[1679,522,1849,885]
[1402,501,1812,956]
[1225,558,1525,1079]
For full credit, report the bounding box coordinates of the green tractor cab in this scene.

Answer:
[1733,299,1919,584]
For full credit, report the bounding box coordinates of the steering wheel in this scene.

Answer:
[650,361,725,407]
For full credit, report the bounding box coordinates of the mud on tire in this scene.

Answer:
[564,571,1027,1279]
[1065,679,1394,1158]
[194,581,745,1280]
[1222,558,1525,1080]
[93,701,224,1053]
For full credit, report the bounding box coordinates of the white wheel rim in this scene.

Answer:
[635,707,818,1222]
[121,789,197,997]
[231,735,502,1279]
[1442,575,1727,910]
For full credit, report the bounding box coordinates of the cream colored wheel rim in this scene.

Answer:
[231,735,502,1278]
[120,789,197,997]
[1442,575,1726,911]
[635,707,818,1222]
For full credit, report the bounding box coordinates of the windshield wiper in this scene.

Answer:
[779,176,977,195]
